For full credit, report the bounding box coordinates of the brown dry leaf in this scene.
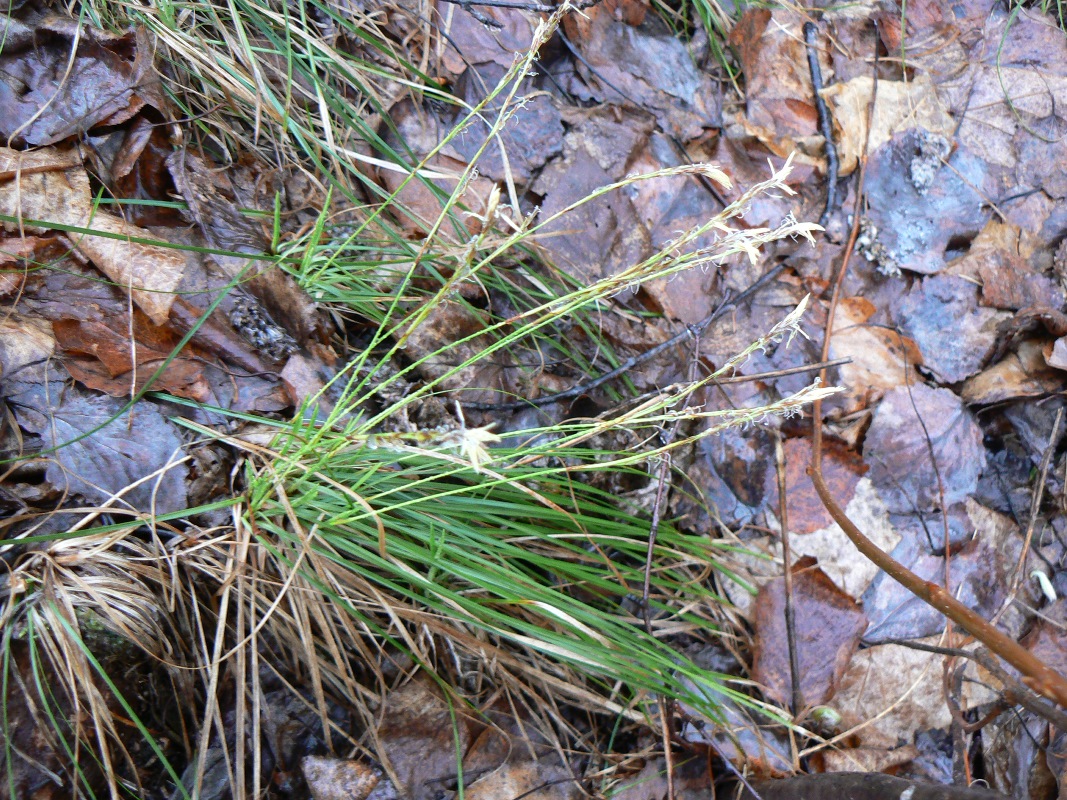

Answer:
[766,436,867,535]
[834,637,994,749]
[438,3,540,76]
[167,150,323,348]
[729,8,821,150]
[446,64,563,185]
[376,677,475,800]
[753,556,869,708]
[609,756,714,800]
[943,12,1067,180]
[861,500,1027,644]
[1021,600,1067,678]
[962,339,1065,404]
[945,221,1063,311]
[0,313,54,377]
[376,99,498,237]
[301,756,380,800]
[52,317,210,401]
[821,75,955,176]
[829,296,923,414]
[622,135,725,323]
[560,3,720,141]
[0,234,51,296]
[819,744,920,775]
[530,104,655,286]
[0,11,165,146]
[401,299,521,405]
[892,274,1006,384]
[863,383,986,515]
[0,146,184,325]
[784,478,901,600]
[465,762,577,800]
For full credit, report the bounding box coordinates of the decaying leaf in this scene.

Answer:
[829,296,923,413]
[0,146,185,325]
[892,274,1006,384]
[562,1,720,141]
[752,556,869,708]
[863,383,985,515]
[0,10,165,146]
[821,75,955,176]
[863,131,995,275]
[7,380,188,514]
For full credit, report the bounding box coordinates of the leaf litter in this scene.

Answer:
[4,0,1067,797]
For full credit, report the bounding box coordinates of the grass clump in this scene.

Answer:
[0,1,833,796]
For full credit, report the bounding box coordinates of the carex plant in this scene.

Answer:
[0,0,833,796]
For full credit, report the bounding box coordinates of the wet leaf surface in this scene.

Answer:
[5,376,188,514]
[0,8,164,146]
[863,133,994,276]
[752,556,869,707]
[892,274,1006,384]
[863,383,986,516]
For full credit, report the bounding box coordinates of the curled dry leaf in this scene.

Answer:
[0,146,184,325]
[962,339,1065,404]
[0,10,164,146]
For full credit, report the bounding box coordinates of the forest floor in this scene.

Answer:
[2,0,1067,798]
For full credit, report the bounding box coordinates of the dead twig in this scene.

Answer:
[774,435,803,719]
[803,22,839,228]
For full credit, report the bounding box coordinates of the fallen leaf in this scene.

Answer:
[301,756,380,800]
[7,380,189,514]
[464,762,577,800]
[863,383,986,515]
[730,8,821,148]
[892,274,1006,383]
[784,478,901,599]
[961,339,1064,404]
[829,296,924,413]
[376,677,475,800]
[862,500,1029,645]
[0,146,184,325]
[752,556,869,708]
[822,75,956,176]
[0,11,164,146]
[446,64,563,185]
[0,314,54,377]
[530,104,655,286]
[438,3,540,76]
[863,132,995,276]
[819,744,919,775]
[765,435,868,535]
[833,638,966,748]
[52,317,209,401]
[562,4,720,141]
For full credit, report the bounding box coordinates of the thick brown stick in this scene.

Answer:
[808,467,1067,709]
